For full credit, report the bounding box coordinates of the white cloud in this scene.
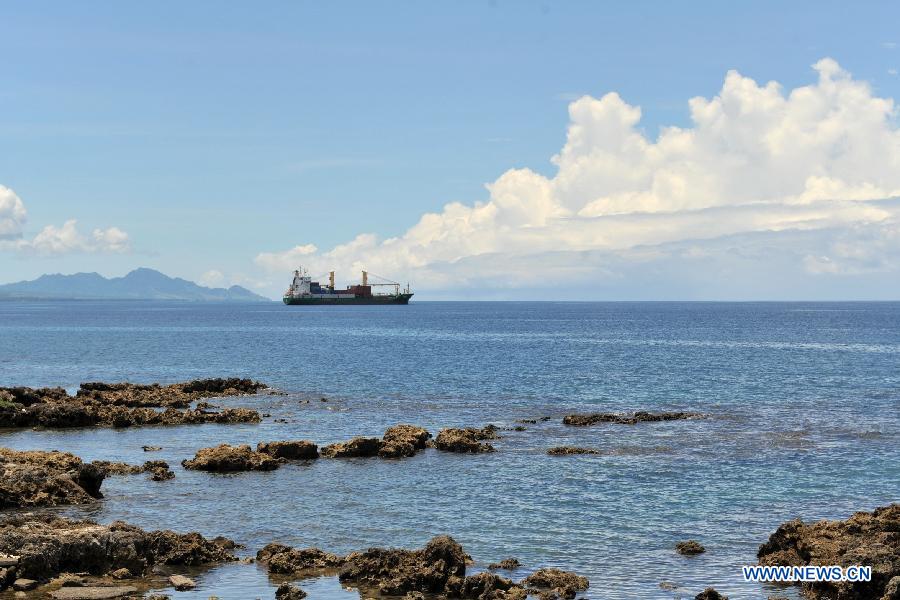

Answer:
[199,269,226,287]
[0,185,27,240]
[255,59,900,297]
[0,185,131,256]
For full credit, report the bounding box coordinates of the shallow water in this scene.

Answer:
[1,300,899,599]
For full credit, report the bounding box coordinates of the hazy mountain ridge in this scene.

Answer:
[0,268,270,301]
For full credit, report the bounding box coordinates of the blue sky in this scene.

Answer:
[2,1,900,299]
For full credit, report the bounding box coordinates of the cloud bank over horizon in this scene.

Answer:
[0,185,130,256]
[255,59,900,299]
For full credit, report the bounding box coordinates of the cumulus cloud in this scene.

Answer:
[0,186,131,256]
[255,59,900,297]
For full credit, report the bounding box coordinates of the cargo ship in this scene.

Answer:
[283,268,413,305]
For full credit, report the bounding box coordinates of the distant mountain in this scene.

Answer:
[0,268,271,302]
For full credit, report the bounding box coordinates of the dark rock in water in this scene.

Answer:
[92,459,173,482]
[257,440,319,460]
[257,544,344,574]
[0,379,264,430]
[182,444,281,472]
[434,427,497,454]
[380,425,432,458]
[275,582,308,599]
[0,514,236,585]
[547,446,600,456]
[676,540,706,555]
[458,572,522,599]
[321,437,382,458]
[0,448,106,508]
[142,446,162,452]
[695,588,728,600]
[339,535,467,595]
[562,411,704,426]
[757,503,900,599]
[488,558,521,570]
[521,568,589,598]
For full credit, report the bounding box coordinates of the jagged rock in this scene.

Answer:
[275,582,308,599]
[0,448,106,508]
[695,588,728,600]
[168,574,195,590]
[13,578,38,590]
[434,427,497,454]
[321,437,382,458]
[256,544,344,574]
[142,446,162,452]
[757,504,900,599]
[339,535,467,595]
[0,379,264,429]
[883,576,900,600]
[458,572,521,599]
[547,447,600,456]
[182,444,281,472]
[382,425,432,451]
[256,440,319,460]
[109,567,132,579]
[488,558,521,570]
[562,411,704,426]
[520,568,589,598]
[676,540,706,555]
[0,514,237,583]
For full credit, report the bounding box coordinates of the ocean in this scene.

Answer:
[1,300,898,599]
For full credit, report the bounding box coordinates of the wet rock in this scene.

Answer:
[547,447,600,456]
[883,576,900,600]
[321,437,382,458]
[275,582,307,599]
[149,466,175,481]
[339,535,467,595]
[256,544,344,574]
[676,540,706,555]
[380,425,432,459]
[168,574,195,590]
[182,444,281,472]
[520,568,589,598]
[562,411,704,426]
[695,588,728,600]
[0,514,237,583]
[458,572,521,599]
[488,558,521,570]
[92,459,173,482]
[256,440,319,460]
[53,573,86,586]
[757,504,900,599]
[49,587,139,600]
[12,578,38,590]
[109,567,132,580]
[77,378,265,408]
[142,446,162,452]
[0,448,106,508]
[146,595,170,600]
[434,428,497,454]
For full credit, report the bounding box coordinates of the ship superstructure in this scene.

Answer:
[283,268,413,305]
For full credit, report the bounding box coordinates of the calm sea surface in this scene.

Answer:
[1,301,898,599]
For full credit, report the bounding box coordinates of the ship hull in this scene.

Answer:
[283,293,413,305]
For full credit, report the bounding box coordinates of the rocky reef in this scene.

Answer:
[675,540,706,555]
[321,424,432,459]
[0,448,105,508]
[93,459,174,481]
[257,440,319,460]
[562,411,704,426]
[182,444,282,472]
[757,503,900,599]
[0,514,237,592]
[0,378,264,429]
[257,535,588,599]
[434,426,499,454]
[547,447,600,456]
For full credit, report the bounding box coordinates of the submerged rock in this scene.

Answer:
[676,540,706,555]
[0,447,105,508]
[488,558,521,570]
[434,427,497,454]
[182,444,281,472]
[256,440,319,460]
[275,582,308,600]
[339,535,467,595]
[256,544,344,574]
[695,588,728,600]
[0,514,236,589]
[546,447,600,456]
[757,503,900,599]
[49,587,139,600]
[168,574,195,590]
[562,411,704,426]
